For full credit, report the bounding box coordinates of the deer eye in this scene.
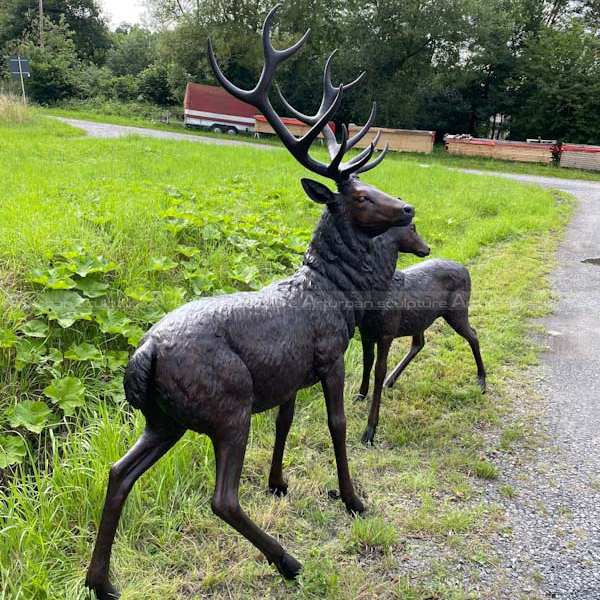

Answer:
[356,196,367,204]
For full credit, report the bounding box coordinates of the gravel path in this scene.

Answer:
[462,170,600,599]
[50,116,276,149]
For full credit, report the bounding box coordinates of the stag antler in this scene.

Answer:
[276,50,389,178]
[207,4,387,183]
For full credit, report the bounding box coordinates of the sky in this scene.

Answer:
[99,0,148,28]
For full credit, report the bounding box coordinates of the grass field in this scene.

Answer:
[0,108,574,600]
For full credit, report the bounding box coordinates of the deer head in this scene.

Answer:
[388,223,431,258]
[207,5,414,237]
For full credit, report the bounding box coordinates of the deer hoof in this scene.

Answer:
[382,378,395,389]
[478,377,487,394]
[276,552,302,579]
[268,480,288,497]
[344,494,365,516]
[361,426,376,446]
[84,574,120,600]
[353,393,367,402]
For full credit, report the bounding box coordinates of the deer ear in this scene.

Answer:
[301,178,337,205]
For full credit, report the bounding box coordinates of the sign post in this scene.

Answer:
[8,56,30,104]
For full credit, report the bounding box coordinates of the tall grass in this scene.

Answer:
[0,93,37,126]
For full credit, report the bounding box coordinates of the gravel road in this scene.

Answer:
[51,116,276,149]
[461,170,600,599]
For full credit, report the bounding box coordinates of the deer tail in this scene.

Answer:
[123,339,156,410]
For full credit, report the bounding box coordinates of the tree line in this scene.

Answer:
[1,0,599,142]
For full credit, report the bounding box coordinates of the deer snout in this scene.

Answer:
[416,244,431,258]
[395,203,414,226]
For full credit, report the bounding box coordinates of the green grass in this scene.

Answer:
[350,515,397,552]
[0,113,575,599]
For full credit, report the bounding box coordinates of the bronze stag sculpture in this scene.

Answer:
[85,6,414,599]
[356,226,487,444]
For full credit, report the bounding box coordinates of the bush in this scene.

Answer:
[53,97,180,122]
[74,64,117,100]
[137,62,172,105]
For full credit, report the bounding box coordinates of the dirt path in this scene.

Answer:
[462,170,600,599]
[50,116,276,150]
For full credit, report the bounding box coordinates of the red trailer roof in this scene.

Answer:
[184,83,257,118]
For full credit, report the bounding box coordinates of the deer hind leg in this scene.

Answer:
[268,396,296,496]
[444,310,486,392]
[383,331,425,389]
[86,424,184,600]
[362,336,393,445]
[354,336,375,401]
[210,409,301,579]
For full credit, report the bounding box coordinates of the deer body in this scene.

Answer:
[85,7,414,599]
[355,227,486,444]
[129,210,396,422]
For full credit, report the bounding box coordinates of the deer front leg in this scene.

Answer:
[321,356,365,515]
[362,336,393,445]
[354,336,375,401]
[210,410,301,579]
[268,396,296,496]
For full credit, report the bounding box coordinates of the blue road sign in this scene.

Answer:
[9,56,30,77]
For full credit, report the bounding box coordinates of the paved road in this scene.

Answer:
[463,169,600,599]
[51,116,276,150]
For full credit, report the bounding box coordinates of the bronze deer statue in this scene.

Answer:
[85,6,414,599]
[355,226,486,445]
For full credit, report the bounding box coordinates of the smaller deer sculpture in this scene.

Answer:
[356,225,486,445]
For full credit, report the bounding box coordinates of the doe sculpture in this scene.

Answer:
[355,226,487,444]
[85,6,415,599]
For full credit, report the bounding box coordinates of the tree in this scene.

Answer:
[510,23,600,143]
[4,15,82,103]
[137,62,172,104]
[0,0,110,62]
[106,25,159,77]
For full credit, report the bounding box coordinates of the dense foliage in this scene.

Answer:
[1,0,599,141]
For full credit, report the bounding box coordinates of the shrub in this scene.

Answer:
[137,62,172,105]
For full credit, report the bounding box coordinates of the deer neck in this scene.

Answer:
[302,208,395,319]
[372,231,402,283]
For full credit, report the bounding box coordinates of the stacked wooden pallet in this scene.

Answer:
[254,115,330,138]
[445,138,553,163]
[348,125,435,154]
[560,144,600,171]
